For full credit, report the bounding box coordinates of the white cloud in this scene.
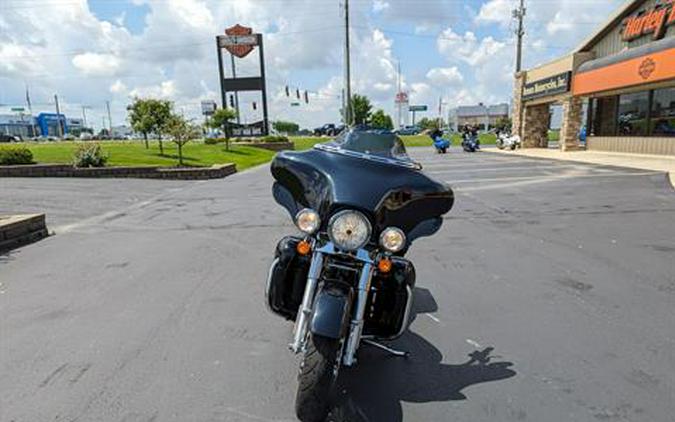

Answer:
[426,67,464,86]
[110,80,128,94]
[476,0,514,25]
[72,53,122,76]
[372,0,390,13]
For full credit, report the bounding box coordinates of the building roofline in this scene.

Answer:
[574,0,645,53]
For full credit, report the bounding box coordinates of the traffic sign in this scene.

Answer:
[11,107,25,112]
[409,105,428,112]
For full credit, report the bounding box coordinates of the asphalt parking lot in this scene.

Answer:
[1,147,674,421]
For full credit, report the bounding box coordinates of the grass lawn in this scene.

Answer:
[401,133,497,147]
[16,141,275,171]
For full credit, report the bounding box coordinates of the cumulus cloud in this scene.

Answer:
[72,53,122,76]
[426,67,464,86]
[476,0,513,26]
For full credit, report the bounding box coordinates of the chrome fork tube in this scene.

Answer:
[290,250,324,353]
[342,261,374,366]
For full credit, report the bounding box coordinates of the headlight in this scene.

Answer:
[380,227,406,253]
[295,208,321,234]
[328,210,371,251]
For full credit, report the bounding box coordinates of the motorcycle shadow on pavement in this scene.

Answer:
[327,287,516,422]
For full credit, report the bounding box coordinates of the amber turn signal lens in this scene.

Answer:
[378,258,393,273]
[296,240,312,256]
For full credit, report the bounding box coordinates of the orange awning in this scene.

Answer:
[573,45,675,96]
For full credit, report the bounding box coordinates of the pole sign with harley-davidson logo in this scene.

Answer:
[216,25,269,136]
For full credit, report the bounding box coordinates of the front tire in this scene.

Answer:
[295,334,342,422]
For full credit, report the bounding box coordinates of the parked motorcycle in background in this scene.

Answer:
[496,131,521,151]
[266,128,454,422]
[429,128,451,154]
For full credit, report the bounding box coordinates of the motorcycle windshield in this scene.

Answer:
[271,128,454,243]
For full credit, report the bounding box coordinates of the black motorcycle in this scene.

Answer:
[461,132,480,152]
[265,128,454,422]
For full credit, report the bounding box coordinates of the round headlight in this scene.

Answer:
[380,227,406,253]
[295,209,321,234]
[328,210,371,251]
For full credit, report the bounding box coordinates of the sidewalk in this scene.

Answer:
[488,147,675,188]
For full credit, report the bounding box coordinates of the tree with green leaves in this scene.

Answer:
[417,117,438,131]
[370,109,394,130]
[127,98,154,149]
[151,100,172,155]
[165,114,200,166]
[207,107,237,151]
[495,116,512,133]
[273,120,300,134]
[349,94,372,125]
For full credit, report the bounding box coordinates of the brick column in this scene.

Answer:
[559,96,583,151]
[522,103,550,148]
[512,72,526,138]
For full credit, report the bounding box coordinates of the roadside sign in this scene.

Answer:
[201,100,217,116]
[290,102,301,107]
[11,107,25,112]
[409,105,428,112]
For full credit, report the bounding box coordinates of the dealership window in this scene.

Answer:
[590,96,618,136]
[651,88,675,137]
[588,87,675,137]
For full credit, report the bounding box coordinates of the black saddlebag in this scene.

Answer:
[363,257,416,340]
[266,236,311,320]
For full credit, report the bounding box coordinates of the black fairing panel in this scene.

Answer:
[271,148,454,243]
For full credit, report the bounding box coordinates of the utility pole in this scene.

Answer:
[344,0,352,126]
[81,105,90,128]
[106,100,113,136]
[397,60,402,128]
[513,0,526,73]
[54,94,63,138]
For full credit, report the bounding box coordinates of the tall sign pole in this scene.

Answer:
[229,54,241,124]
[513,0,526,72]
[54,94,63,138]
[344,0,352,126]
[257,33,270,135]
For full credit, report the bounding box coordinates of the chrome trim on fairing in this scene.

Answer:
[314,143,422,170]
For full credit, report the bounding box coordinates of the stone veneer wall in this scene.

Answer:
[512,72,526,138]
[0,163,236,180]
[522,104,550,148]
[559,97,583,151]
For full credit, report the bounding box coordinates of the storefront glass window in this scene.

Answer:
[651,88,675,137]
[591,96,618,136]
[617,92,649,136]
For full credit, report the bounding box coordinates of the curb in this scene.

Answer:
[0,214,49,253]
[486,148,675,190]
[0,163,237,180]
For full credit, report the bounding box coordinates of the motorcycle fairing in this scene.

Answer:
[271,148,454,243]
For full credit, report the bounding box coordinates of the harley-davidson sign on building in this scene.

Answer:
[513,0,675,156]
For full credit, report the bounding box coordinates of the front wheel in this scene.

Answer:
[295,334,342,422]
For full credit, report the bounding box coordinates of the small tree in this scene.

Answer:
[151,100,172,155]
[370,109,394,130]
[273,120,300,135]
[165,114,200,166]
[207,108,237,151]
[495,116,512,133]
[349,94,372,125]
[417,117,437,131]
[127,98,154,149]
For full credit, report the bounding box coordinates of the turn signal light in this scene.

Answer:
[296,240,312,256]
[378,258,393,273]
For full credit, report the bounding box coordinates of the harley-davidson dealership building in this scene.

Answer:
[513,0,675,155]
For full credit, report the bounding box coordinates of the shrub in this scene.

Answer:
[73,143,108,168]
[232,135,289,144]
[0,146,34,165]
[204,137,226,145]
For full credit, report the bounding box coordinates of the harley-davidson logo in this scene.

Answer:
[638,57,656,80]
[224,24,255,58]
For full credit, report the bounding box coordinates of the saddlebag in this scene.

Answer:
[266,236,311,320]
[363,257,416,340]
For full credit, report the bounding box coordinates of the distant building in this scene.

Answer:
[451,103,509,131]
[36,113,68,137]
[0,114,38,139]
[111,125,134,138]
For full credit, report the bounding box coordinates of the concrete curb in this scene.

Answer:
[487,148,675,190]
[0,214,48,253]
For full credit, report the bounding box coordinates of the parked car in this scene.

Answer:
[395,125,421,136]
[314,124,344,137]
[0,134,19,142]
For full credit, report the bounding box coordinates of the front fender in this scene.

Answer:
[310,287,353,339]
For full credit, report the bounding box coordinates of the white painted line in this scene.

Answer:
[425,313,441,323]
[427,164,594,174]
[466,339,483,349]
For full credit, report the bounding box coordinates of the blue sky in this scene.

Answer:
[0,0,624,129]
